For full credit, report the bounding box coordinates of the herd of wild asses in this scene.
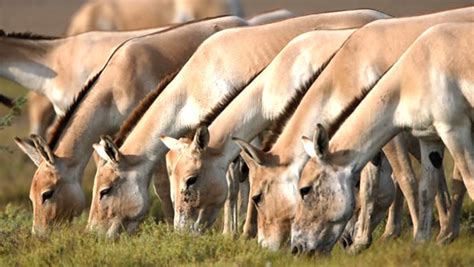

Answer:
[1,0,473,256]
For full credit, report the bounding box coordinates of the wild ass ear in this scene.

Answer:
[92,135,121,165]
[301,136,317,158]
[30,134,56,165]
[233,137,264,167]
[192,126,210,151]
[160,135,187,151]
[14,137,42,166]
[302,124,329,160]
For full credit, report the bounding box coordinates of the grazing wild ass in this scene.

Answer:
[241,7,474,247]
[231,29,390,251]
[162,28,366,238]
[14,16,246,235]
[66,0,243,35]
[0,28,164,136]
[291,22,474,255]
[88,10,387,237]
[25,0,243,137]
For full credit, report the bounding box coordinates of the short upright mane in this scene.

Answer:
[326,67,391,138]
[262,52,337,149]
[114,69,180,146]
[182,68,266,139]
[0,30,61,40]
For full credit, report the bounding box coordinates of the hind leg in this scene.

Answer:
[436,120,474,199]
[438,166,465,244]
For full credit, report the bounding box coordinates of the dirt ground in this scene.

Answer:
[0,0,473,35]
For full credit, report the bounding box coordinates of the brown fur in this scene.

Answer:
[325,68,391,139]
[47,71,102,148]
[47,15,233,149]
[114,69,180,146]
[263,53,336,148]
[181,68,266,139]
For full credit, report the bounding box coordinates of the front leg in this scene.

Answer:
[383,136,419,237]
[414,139,445,242]
[152,157,174,224]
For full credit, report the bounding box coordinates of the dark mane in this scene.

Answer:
[0,30,61,40]
[262,53,336,149]
[46,15,230,149]
[114,69,180,146]
[47,70,102,148]
[326,67,391,139]
[182,68,266,139]
[0,94,14,108]
[200,69,265,127]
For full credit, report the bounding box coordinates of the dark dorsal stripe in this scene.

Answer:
[114,69,181,146]
[262,52,336,150]
[0,94,14,108]
[326,67,391,139]
[47,15,233,149]
[0,29,61,40]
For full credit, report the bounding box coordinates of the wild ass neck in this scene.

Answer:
[329,74,401,174]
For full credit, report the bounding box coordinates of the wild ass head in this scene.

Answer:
[87,136,149,238]
[291,124,355,256]
[161,126,228,232]
[14,135,85,235]
[234,138,298,251]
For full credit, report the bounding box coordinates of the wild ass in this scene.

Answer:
[66,0,243,35]
[0,28,165,136]
[231,28,393,251]
[238,7,474,246]
[14,16,246,235]
[291,22,474,255]
[24,0,243,137]
[160,18,388,233]
[88,10,388,237]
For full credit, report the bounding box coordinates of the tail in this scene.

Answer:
[0,94,14,108]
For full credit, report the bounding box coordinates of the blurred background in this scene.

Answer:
[1,0,473,34]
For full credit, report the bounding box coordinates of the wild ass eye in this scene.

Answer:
[185,175,198,188]
[251,193,262,206]
[100,187,112,200]
[41,189,54,204]
[299,186,312,200]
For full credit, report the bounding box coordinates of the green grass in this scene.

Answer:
[1,78,473,266]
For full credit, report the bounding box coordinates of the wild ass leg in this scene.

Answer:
[349,154,395,254]
[415,140,445,242]
[383,183,404,240]
[238,177,250,229]
[436,121,474,199]
[242,200,258,238]
[223,161,240,235]
[434,154,450,240]
[152,157,174,224]
[438,166,465,244]
[383,136,419,238]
